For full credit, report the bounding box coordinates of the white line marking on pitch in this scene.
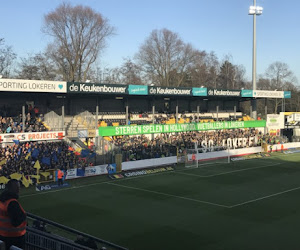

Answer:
[229,186,300,208]
[106,182,230,208]
[174,162,281,178]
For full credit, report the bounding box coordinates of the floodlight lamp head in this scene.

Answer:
[249,5,263,15]
[249,6,256,15]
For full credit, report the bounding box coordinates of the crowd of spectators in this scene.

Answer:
[0,113,47,134]
[111,129,262,161]
[0,141,88,178]
[98,111,246,127]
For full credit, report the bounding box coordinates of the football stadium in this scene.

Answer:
[0,77,300,250]
[1,1,300,250]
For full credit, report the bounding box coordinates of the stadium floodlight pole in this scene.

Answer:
[249,0,263,120]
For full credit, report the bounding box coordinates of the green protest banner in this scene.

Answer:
[99,120,266,136]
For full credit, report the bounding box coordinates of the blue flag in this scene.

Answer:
[32,148,40,159]
[88,152,96,159]
[80,149,90,158]
[42,157,51,166]
[13,140,20,145]
[52,152,58,162]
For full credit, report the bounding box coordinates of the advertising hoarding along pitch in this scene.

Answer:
[0,79,67,93]
[99,120,266,136]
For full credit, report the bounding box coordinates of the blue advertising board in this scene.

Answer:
[192,87,207,96]
[128,85,148,95]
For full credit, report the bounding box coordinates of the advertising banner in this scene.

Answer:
[128,85,148,95]
[123,166,174,178]
[148,86,192,96]
[287,113,300,122]
[36,183,70,192]
[192,87,207,96]
[207,89,241,97]
[267,114,285,129]
[0,79,67,93]
[284,91,291,99]
[65,169,78,180]
[0,131,65,143]
[67,82,127,94]
[99,120,266,136]
[84,165,108,176]
[253,90,284,98]
[241,89,253,97]
[199,136,258,149]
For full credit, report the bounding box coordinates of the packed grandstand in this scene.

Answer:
[0,78,299,249]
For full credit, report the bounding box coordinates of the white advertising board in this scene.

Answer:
[267,114,285,130]
[253,90,284,98]
[0,131,65,143]
[0,79,67,93]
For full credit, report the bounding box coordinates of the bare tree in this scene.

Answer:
[42,3,114,82]
[135,28,197,86]
[265,61,295,90]
[217,60,236,89]
[185,50,208,87]
[118,58,143,85]
[0,38,16,77]
[263,61,297,113]
[16,52,57,80]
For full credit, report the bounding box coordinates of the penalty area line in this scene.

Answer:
[229,185,300,208]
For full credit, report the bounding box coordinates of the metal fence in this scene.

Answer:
[26,213,128,250]
[26,228,92,250]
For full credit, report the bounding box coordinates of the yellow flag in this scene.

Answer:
[10,173,22,180]
[34,160,41,170]
[25,152,31,160]
[0,176,9,184]
[0,159,6,166]
[30,175,40,179]
[40,172,50,178]
[22,175,30,188]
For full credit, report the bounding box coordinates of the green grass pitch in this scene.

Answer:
[21,152,300,250]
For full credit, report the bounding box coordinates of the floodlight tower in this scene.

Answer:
[249,0,263,120]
